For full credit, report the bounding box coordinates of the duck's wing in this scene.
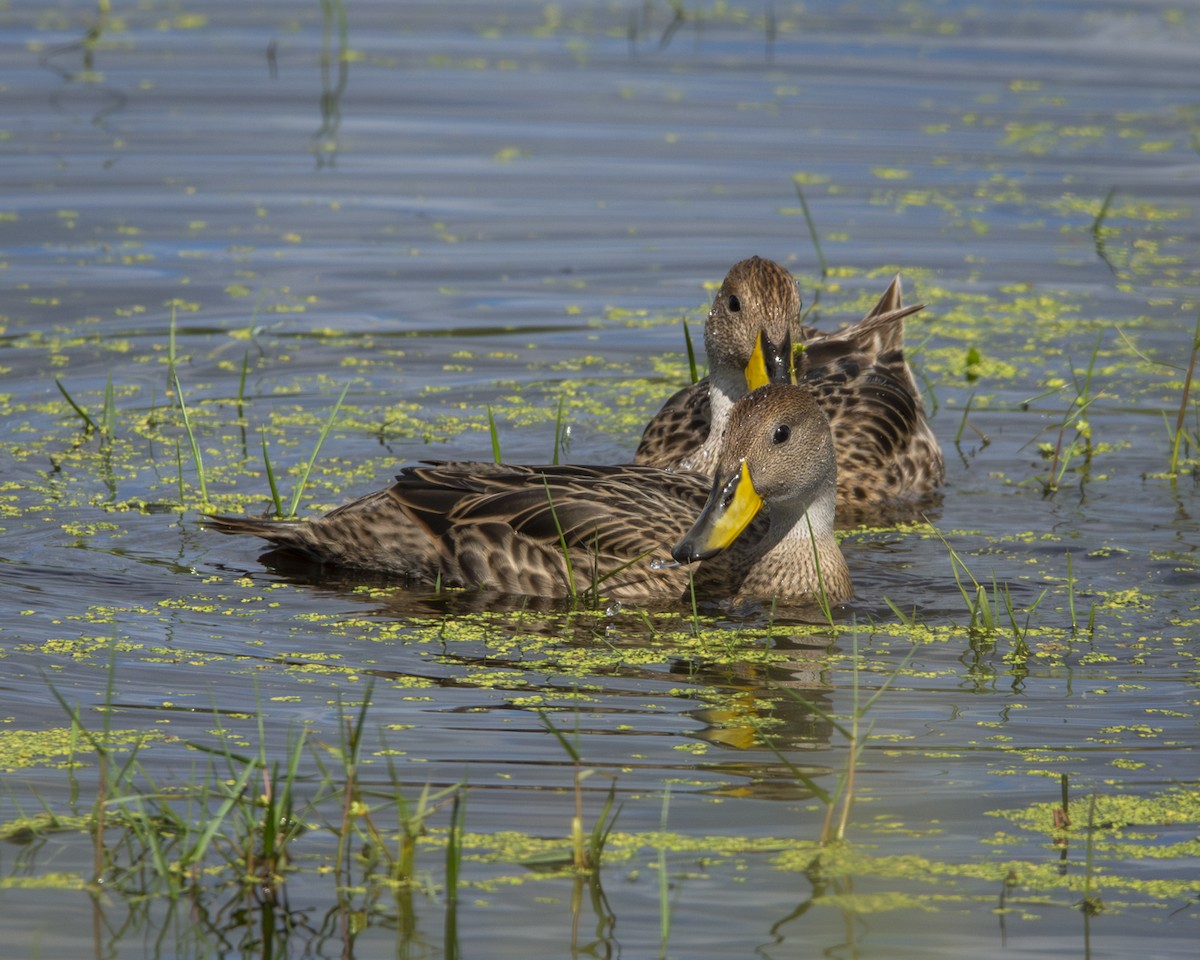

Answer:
[206,462,709,598]
[390,463,710,597]
[632,378,711,470]
[798,300,944,507]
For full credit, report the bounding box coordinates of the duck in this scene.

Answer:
[634,256,944,513]
[635,255,801,477]
[204,383,851,606]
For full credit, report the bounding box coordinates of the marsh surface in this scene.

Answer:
[1,1,1198,957]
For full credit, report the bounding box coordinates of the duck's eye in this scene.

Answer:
[772,424,791,445]
[727,294,741,312]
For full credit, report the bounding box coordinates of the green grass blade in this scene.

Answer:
[172,370,209,507]
[552,395,566,465]
[588,781,622,868]
[792,178,828,279]
[236,349,250,417]
[1090,187,1118,273]
[682,317,699,384]
[487,404,502,464]
[55,378,98,433]
[183,754,259,865]
[287,382,350,518]
[804,512,834,627]
[581,548,655,607]
[687,568,699,636]
[778,686,854,743]
[976,583,994,633]
[883,595,918,627]
[44,679,105,757]
[656,787,672,958]
[759,732,833,805]
[261,427,283,516]
[1065,550,1077,632]
[541,476,577,600]
[102,371,115,437]
[955,391,975,446]
[1170,306,1200,474]
[445,790,464,958]
[536,708,581,764]
[168,302,177,377]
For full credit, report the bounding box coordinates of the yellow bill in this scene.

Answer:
[744,327,795,390]
[671,459,764,564]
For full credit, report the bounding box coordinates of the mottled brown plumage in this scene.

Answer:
[635,256,944,515]
[636,256,800,475]
[205,385,850,606]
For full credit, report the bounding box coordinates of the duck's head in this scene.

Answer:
[671,383,836,564]
[705,256,799,397]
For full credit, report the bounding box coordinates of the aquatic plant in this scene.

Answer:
[1024,332,1102,497]
[315,680,466,894]
[172,369,209,508]
[284,383,350,518]
[759,632,914,847]
[260,426,284,516]
[33,663,476,914]
[1064,550,1097,637]
[54,375,109,438]
[313,0,349,167]
[487,403,502,463]
[1168,307,1200,475]
[682,315,699,384]
[45,659,256,894]
[1090,186,1119,274]
[931,526,1047,659]
[552,394,568,463]
[792,177,829,281]
[444,790,465,958]
[321,683,372,882]
[656,787,673,959]
[953,389,990,451]
[538,709,621,873]
[236,349,251,420]
[167,302,178,378]
[805,513,837,628]
[1115,304,1200,475]
[542,477,580,603]
[384,771,463,889]
[194,692,310,894]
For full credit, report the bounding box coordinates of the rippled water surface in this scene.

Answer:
[2,1,1198,957]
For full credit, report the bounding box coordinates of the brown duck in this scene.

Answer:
[635,256,944,511]
[205,384,851,606]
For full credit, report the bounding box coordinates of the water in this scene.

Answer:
[1,1,1198,957]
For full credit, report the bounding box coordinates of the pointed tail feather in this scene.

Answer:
[202,513,308,545]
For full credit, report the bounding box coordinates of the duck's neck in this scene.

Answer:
[696,487,852,605]
[754,492,851,603]
[682,379,736,473]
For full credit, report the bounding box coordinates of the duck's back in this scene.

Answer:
[208,462,713,599]
[797,303,944,509]
[633,378,712,471]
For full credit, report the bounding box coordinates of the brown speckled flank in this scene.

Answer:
[635,256,944,517]
[205,385,850,606]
